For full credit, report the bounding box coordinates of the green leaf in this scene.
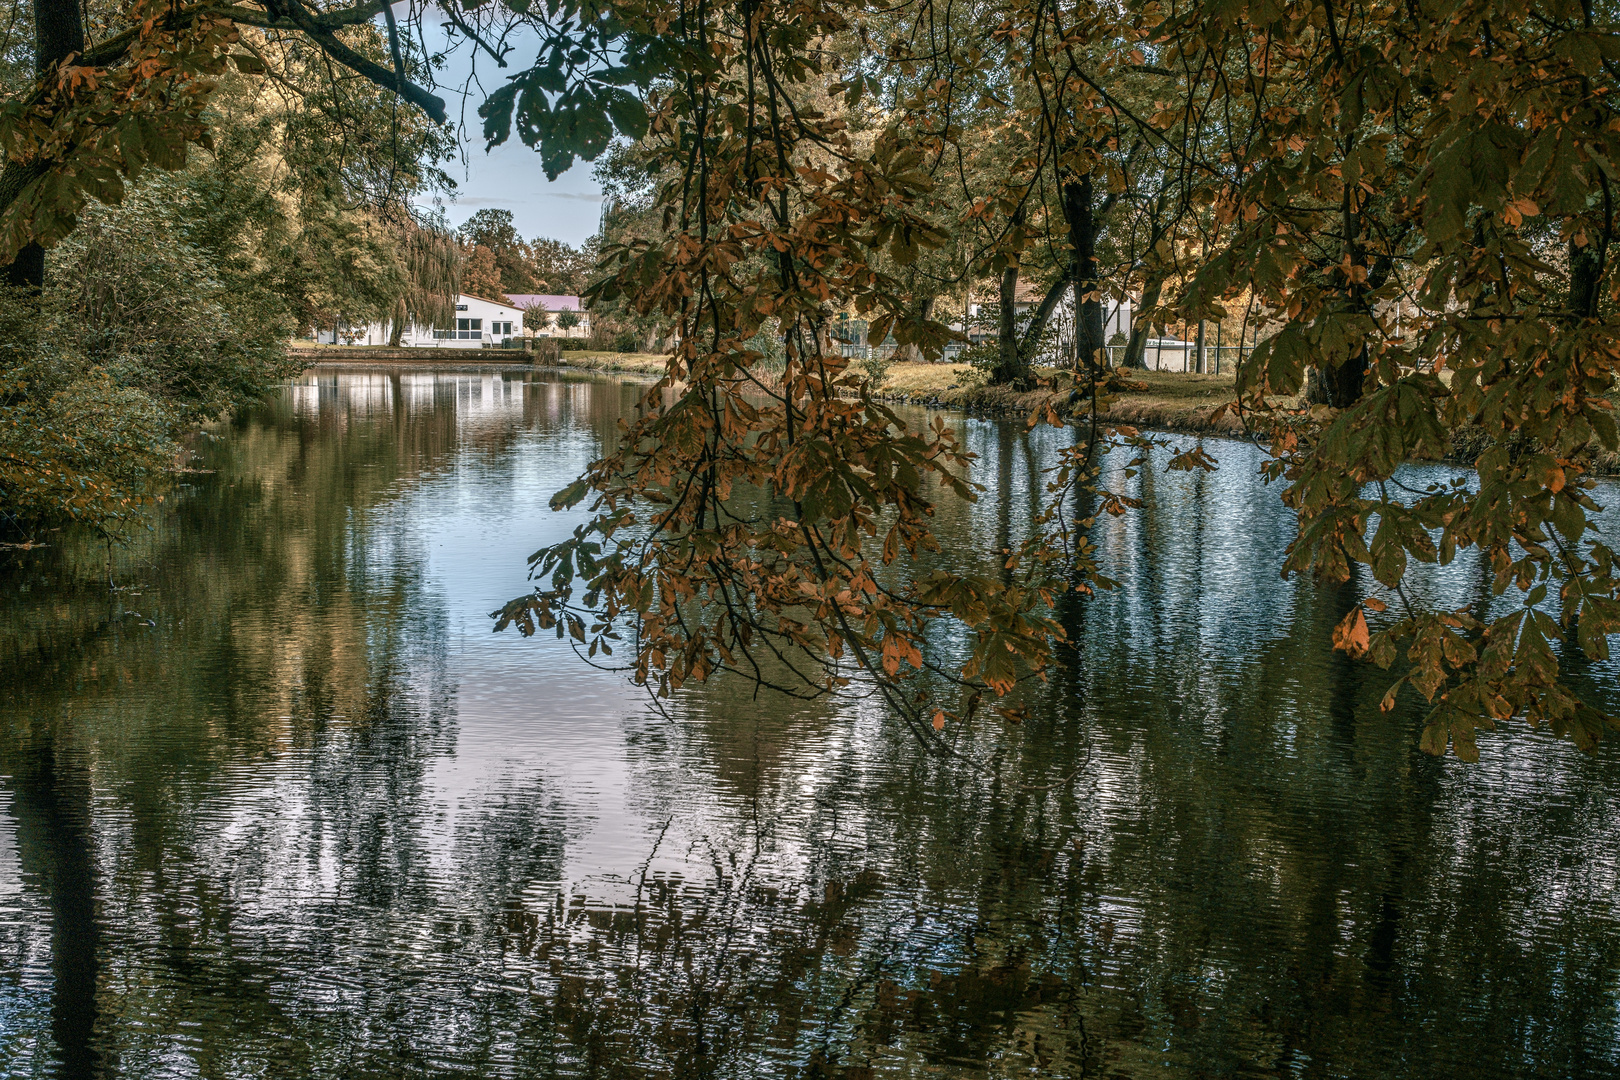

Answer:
[600,87,648,141]
[479,83,520,148]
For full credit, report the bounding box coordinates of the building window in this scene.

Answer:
[434,318,484,340]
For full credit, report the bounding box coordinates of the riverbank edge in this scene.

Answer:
[304,351,1620,474]
[303,351,1248,434]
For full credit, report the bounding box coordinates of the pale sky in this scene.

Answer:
[421,16,605,249]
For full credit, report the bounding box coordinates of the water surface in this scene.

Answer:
[3,367,1619,1079]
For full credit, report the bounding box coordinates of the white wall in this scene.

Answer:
[319,295,525,349]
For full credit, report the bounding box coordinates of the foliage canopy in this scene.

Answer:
[1,0,1616,760]
[488,0,1620,764]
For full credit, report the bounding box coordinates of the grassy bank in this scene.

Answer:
[548,351,672,376]
[538,353,1618,473]
[553,354,1243,432]
[877,362,1244,432]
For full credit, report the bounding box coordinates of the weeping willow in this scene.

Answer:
[387,214,461,345]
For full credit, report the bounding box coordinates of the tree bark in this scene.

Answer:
[897,295,935,362]
[1570,236,1606,318]
[0,0,85,288]
[388,297,407,346]
[1306,253,1395,408]
[991,262,1025,386]
[1122,273,1165,369]
[1063,175,1105,375]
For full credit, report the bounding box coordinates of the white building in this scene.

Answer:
[503,294,591,338]
[966,283,1132,357]
[314,293,524,349]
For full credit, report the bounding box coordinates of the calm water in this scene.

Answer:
[3,367,1619,1079]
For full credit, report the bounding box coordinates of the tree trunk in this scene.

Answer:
[990,262,1025,386]
[897,295,935,362]
[388,297,407,346]
[1194,319,1207,374]
[0,0,85,289]
[1063,175,1105,375]
[1306,254,1393,408]
[1570,236,1606,318]
[1122,273,1165,369]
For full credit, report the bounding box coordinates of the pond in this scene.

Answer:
[3,366,1619,1079]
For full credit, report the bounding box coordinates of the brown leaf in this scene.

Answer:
[1332,607,1370,658]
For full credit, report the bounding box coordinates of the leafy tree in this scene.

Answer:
[528,236,597,295]
[1,0,1614,761]
[488,0,1620,766]
[459,208,539,291]
[522,301,552,332]
[0,0,457,535]
[50,175,293,422]
[1160,0,1620,756]
[462,244,504,300]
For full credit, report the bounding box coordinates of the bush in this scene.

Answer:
[2,170,300,542]
[613,329,641,352]
[858,352,892,388]
[745,324,786,375]
[51,177,298,422]
[559,338,589,351]
[0,295,176,540]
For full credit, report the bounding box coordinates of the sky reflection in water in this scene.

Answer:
[1,367,1618,1079]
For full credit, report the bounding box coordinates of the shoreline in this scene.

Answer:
[303,352,1245,434]
[302,352,1618,473]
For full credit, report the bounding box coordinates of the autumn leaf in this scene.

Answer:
[1333,607,1371,659]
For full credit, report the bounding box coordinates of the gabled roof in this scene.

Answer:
[459,292,520,309]
[505,293,585,312]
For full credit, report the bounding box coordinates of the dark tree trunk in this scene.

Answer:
[1122,273,1165,369]
[991,262,1025,386]
[1063,175,1105,374]
[1306,254,1394,408]
[897,295,935,362]
[1570,237,1606,318]
[35,0,84,71]
[0,0,85,289]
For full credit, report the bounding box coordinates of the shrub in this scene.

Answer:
[560,338,589,351]
[744,324,786,375]
[0,296,176,540]
[858,352,892,388]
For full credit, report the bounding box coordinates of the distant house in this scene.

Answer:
[314,293,524,349]
[504,294,591,338]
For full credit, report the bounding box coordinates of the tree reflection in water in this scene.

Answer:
[0,368,1615,1079]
